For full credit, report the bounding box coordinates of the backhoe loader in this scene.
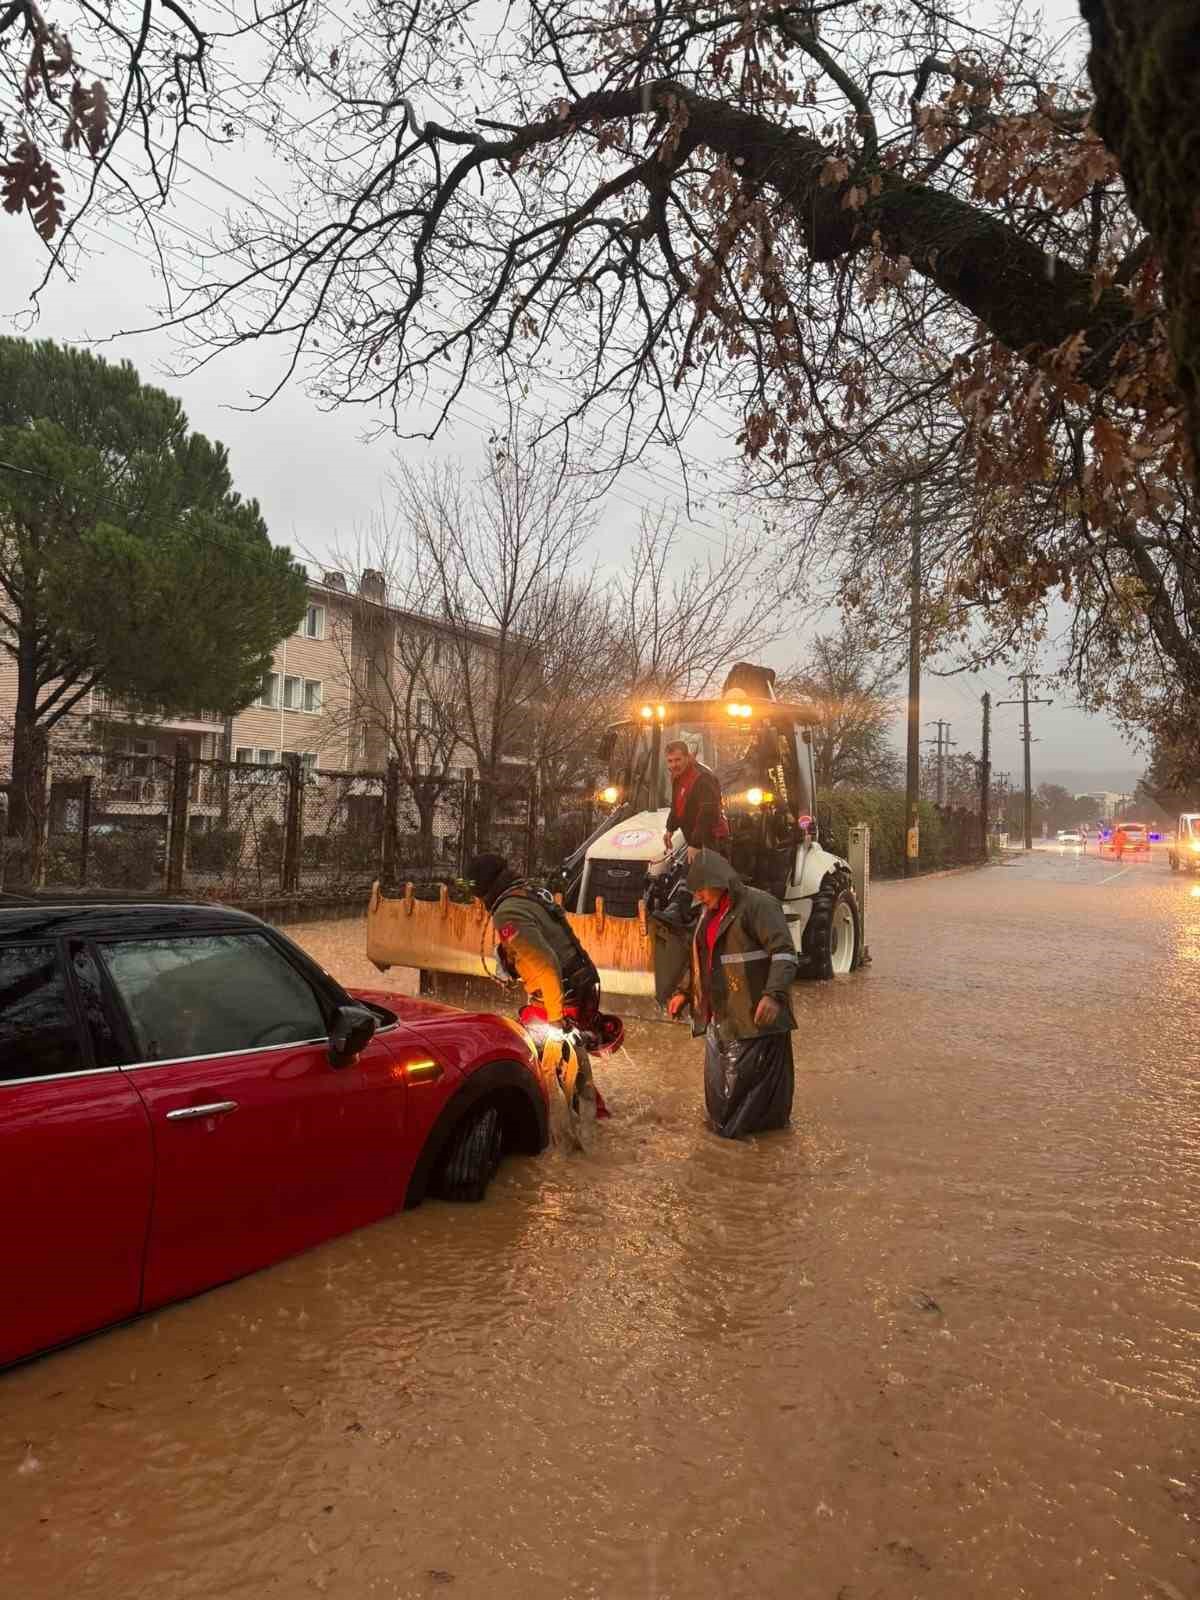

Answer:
[366,664,864,998]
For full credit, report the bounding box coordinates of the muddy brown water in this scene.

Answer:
[3,852,1197,1598]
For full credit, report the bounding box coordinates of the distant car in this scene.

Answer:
[1168,813,1200,874]
[1056,830,1083,845]
[0,899,549,1369]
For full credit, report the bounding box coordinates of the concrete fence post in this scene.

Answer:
[167,741,191,893]
[282,753,304,894]
[848,822,871,966]
[382,759,401,883]
[78,774,93,888]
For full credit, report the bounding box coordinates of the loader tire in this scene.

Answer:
[801,878,861,980]
[434,1104,504,1202]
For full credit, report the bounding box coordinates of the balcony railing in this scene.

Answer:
[92,694,223,726]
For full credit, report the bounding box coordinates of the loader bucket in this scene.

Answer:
[366,881,658,997]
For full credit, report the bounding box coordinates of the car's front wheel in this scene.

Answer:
[434,1104,505,1202]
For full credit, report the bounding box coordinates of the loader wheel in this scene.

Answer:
[434,1104,504,1202]
[801,881,861,980]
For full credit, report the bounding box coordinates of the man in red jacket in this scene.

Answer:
[663,741,730,861]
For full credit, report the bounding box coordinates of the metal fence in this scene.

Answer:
[1,739,596,901]
[0,743,407,904]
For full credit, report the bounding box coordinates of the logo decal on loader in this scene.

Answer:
[611,829,655,850]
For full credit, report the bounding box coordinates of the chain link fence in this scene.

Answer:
[40,745,173,891]
[0,741,482,904]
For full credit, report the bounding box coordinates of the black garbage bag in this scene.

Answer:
[703,1026,794,1139]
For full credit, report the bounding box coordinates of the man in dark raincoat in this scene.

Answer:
[666,849,797,1138]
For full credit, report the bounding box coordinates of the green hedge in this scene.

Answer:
[818,789,963,877]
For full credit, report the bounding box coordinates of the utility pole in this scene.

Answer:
[905,479,922,877]
[923,719,956,805]
[979,693,991,856]
[998,672,1053,850]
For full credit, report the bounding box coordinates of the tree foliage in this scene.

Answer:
[112,0,1187,746]
[780,624,901,791]
[0,337,307,838]
[11,3,1198,762]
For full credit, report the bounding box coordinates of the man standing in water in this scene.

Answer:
[466,852,614,1142]
[666,849,797,1138]
[663,740,730,861]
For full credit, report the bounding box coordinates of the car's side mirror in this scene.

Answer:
[328,1004,377,1067]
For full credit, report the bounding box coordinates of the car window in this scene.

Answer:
[0,944,84,1082]
[100,933,328,1064]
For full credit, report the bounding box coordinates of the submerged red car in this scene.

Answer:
[1,899,548,1369]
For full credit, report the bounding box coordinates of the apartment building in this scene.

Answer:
[229,580,357,775]
[2,569,527,855]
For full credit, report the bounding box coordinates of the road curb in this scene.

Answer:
[875,858,999,886]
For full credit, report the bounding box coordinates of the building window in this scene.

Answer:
[235,747,254,765]
[255,673,280,709]
[283,675,303,710]
[300,604,325,640]
[256,748,277,766]
[129,738,153,779]
[300,752,318,778]
[303,679,322,713]
[416,697,432,728]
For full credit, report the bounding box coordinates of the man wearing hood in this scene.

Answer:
[666,848,797,1138]
[466,852,610,1138]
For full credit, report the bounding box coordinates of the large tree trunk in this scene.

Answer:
[1082,0,1200,474]
[412,786,438,870]
[6,629,48,884]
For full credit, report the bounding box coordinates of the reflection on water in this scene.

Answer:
[2,871,1198,1600]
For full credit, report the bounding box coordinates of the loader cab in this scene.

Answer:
[599,692,820,887]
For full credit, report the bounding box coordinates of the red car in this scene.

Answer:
[0,899,548,1369]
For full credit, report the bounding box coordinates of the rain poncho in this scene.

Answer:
[703,1027,794,1139]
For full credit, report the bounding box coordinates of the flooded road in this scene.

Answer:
[3,853,1198,1599]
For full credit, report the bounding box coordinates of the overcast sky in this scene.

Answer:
[2,0,1142,792]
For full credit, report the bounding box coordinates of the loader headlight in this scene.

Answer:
[745,787,775,807]
[599,784,621,805]
[640,704,654,720]
[725,702,753,718]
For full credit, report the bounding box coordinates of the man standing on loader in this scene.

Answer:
[466,852,616,1142]
[666,849,797,1139]
[663,740,731,861]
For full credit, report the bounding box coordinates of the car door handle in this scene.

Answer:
[165,1100,239,1121]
